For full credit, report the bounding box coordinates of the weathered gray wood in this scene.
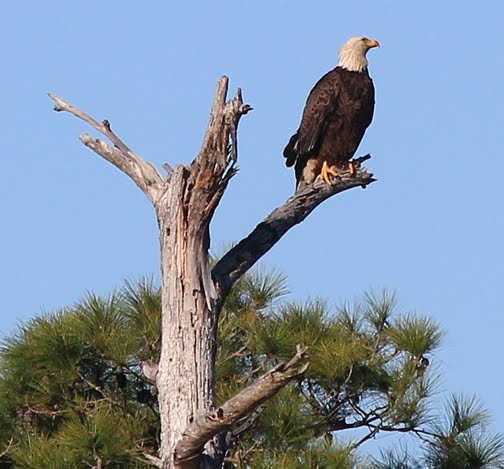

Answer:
[153,77,252,469]
[49,93,165,205]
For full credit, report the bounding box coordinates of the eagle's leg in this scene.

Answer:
[321,161,339,185]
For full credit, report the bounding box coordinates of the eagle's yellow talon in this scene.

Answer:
[348,162,355,176]
[321,160,339,185]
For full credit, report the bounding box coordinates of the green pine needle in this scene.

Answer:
[387,314,444,358]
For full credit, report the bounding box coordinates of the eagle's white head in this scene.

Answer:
[338,36,380,72]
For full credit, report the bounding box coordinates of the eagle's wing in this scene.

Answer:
[295,69,341,157]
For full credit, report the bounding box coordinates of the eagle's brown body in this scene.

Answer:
[284,65,375,190]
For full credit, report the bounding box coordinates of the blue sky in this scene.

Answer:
[1,0,503,456]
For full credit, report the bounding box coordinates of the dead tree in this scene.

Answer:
[49,76,375,469]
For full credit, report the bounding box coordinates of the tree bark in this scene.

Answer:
[156,166,219,468]
[154,78,249,468]
[50,76,375,468]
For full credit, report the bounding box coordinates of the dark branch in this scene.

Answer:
[212,155,375,309]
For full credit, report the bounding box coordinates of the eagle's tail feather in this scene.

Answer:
[283,132,298,167]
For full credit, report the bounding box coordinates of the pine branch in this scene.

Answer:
[174,345,308,466]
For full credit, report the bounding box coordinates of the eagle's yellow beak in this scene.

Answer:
[366,38,380,49]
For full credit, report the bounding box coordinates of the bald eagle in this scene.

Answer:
[283,36,379,191]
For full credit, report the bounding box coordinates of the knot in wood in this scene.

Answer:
[239,104,253,115]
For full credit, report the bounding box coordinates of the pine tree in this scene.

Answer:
[0,270,502,468]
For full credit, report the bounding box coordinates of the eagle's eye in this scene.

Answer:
[361,37,368,42]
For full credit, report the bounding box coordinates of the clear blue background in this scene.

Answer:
[1,0,503,455]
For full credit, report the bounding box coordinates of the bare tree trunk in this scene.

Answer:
[50,76,375,469]
[156,168,217,468]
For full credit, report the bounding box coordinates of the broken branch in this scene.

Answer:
[48,93,165,205]
[174,345,308,465]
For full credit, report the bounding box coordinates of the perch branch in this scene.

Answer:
[48,93,165,205]
[212,155,375,308]
[174,345,308,466]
